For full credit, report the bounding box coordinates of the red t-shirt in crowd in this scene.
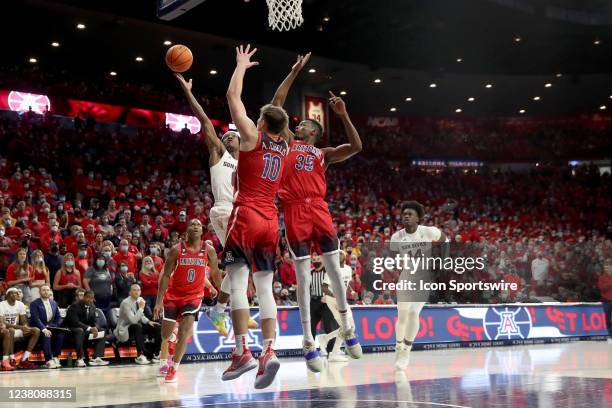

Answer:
[113,251,138,274]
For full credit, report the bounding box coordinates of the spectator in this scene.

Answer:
[43,240,63,284]
[84,253,114,312]
[278,288,295,306]
[0,312,14,371]
[113,284,161,364]
[0,225,14,277]
[115,259,137,304]
[531,253,550,285]
[279,252,297,288]
[52,253,82,308]
[6,248,34,304]
[61,290,109,367]
[30,249,50,298]
[148,244,164,273]
[28,285,63,368]
[113,239,137,274]
[138,256,159,312]
[0,287,40,368]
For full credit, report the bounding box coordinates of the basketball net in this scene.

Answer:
[267,0,304,31]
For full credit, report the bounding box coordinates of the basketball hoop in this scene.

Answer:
[267,0,304,31]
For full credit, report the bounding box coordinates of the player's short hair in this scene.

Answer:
[401,201,425,220]
[221,131,240,141]
[260,104,289,134]
[304,119,323,141]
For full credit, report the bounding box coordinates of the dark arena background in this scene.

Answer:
[0,1,611,407]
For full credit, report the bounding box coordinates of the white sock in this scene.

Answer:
[173,361,180,370]
[10,354,14,360]
[263,338,274,349]
[23,351,31,361]
[321,253,351,330]
[215,302,226,313]
[2,356,7,361]
[235,334,247,355]
[160,358,167,366]
[295,258,314,343]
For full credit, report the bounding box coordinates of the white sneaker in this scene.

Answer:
[394,343,404,363]
[303,342,324,373]
[317,334,329,356]
[88,357,109,366]
[53,357,60,366]
[152,354,160,363]
[45,359,59,369]
[135,355,151,365]
[328,352,348,363]
[75,359,87,368]
[395,348,411,370]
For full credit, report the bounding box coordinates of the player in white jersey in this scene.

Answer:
[389,201,446,369]
[320,251,355,362]
[175,74,257,335]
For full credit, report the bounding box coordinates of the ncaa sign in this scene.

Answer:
[483,306,532,340]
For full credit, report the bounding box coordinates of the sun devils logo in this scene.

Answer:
[497,312,520,337]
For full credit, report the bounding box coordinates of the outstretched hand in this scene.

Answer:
[175,73,192,92]
[329,91,347,116]
[236,44,259,69]
[291,52,311,73]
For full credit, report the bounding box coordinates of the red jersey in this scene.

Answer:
[234,132,288,219]
[165,241,209,301]
[279,140,327,203]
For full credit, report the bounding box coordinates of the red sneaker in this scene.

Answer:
[1,360,14,371]
[221,348,257,381]
[17,359,37,370]
[254,347,280,389]
[164,366,177,383]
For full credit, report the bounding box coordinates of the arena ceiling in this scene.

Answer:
[4,0,612,116]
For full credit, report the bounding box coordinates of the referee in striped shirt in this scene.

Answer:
[310,253,338,354]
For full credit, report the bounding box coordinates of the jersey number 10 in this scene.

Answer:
[262,153,282,181]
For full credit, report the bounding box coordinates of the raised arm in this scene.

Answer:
[226,44,259,151]
[271,53,311,142]
[153,244,178,320]
[322,92,363,164]
[175,73,225,165]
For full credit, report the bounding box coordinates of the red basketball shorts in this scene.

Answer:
[222,205,279,272]
[283,198,339,260]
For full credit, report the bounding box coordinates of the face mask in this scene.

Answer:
[313,261,322,268]
[50,226,58,233]
[34,258,42,264]
[150,248,159,255]
[3,220,10,226]
[50,245,58,252]
[121,266,128,273]
[102,251,111,258]
[57,206,63,211]
[274,287,281,294]
[121,245,129,252]
[145,264,154,270]
[79,250,87,258]
[96,259,105,268]
[87,213,93,218]
[32,218,38,223]
[65,260,74,267]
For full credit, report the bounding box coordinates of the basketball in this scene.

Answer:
[165,44,193,73]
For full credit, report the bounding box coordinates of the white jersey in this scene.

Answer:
[0,300,26,325]
[323,264,353,289]
[390,225,441,258]
[210,150,237,207]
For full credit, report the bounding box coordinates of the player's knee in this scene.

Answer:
[228,263,250,311]
[253,271,276,320]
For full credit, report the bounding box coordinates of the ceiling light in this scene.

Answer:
[485,84,492,88]
[519,109,526,114]
[340,91,347,95]
[323,16,330,22]
[209,70,217,75]
[456,58,463,63]
[514,36,522,42]
[76,23,86,30]
[429,83,437,88]
[51,42,60,47]
[109,71,117,76]
[317,26,323,32]
[468,97,475,102]
[556,73,562,78]
[373,78,381,83]
[533,96,541,101]
[609,95,612,99]
[28,58,37,63]
[405,97,412,102]
[600,105,607,110]
[544,83,552,88]
[308,68,316,73]
[390,107,397,112]
[594,39,601,45]
[135,56,143,62]
[163,40,172,46]
[455,108,462,113]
